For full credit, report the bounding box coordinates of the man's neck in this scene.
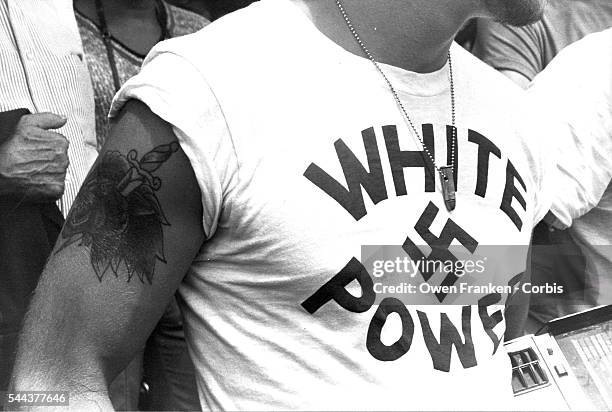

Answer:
[291,0,477,73]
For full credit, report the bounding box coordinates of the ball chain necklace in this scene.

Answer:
[335,0,457,211]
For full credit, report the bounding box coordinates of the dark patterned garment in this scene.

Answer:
[76,3,209,148]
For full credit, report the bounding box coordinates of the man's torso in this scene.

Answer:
[113,0,550,408]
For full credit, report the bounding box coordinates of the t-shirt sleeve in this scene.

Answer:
[109,49,237,239]
[526,30,612,228]
[472,19,543,81]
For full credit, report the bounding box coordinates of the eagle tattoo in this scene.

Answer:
[57,142,180,284]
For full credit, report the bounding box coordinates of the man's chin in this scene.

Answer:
[484,0,547,27]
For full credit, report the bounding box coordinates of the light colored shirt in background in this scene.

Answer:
[528,28,612,312]
[0,0,96,214]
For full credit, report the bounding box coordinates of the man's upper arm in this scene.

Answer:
[14,99,204,385]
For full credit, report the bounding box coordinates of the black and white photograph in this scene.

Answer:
[0,0,611,410]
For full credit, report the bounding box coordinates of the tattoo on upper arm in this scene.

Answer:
[56,142,180,284]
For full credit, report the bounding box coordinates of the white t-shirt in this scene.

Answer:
[109,0,573,410]
[528,28,612,309]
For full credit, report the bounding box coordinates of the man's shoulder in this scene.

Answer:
[531,28,612,93]
[456,44,526,102]
[547,28,612,70]
[528,28,612,140]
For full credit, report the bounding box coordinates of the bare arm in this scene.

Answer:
[10,100,204,409]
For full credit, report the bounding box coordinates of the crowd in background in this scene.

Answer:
[0,0,610,410]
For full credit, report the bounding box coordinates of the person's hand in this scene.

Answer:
[0,112,69,201]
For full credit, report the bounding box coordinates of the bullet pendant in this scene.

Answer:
[440,166,456,211]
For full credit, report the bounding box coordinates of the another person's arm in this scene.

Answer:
[10,100,205,409]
